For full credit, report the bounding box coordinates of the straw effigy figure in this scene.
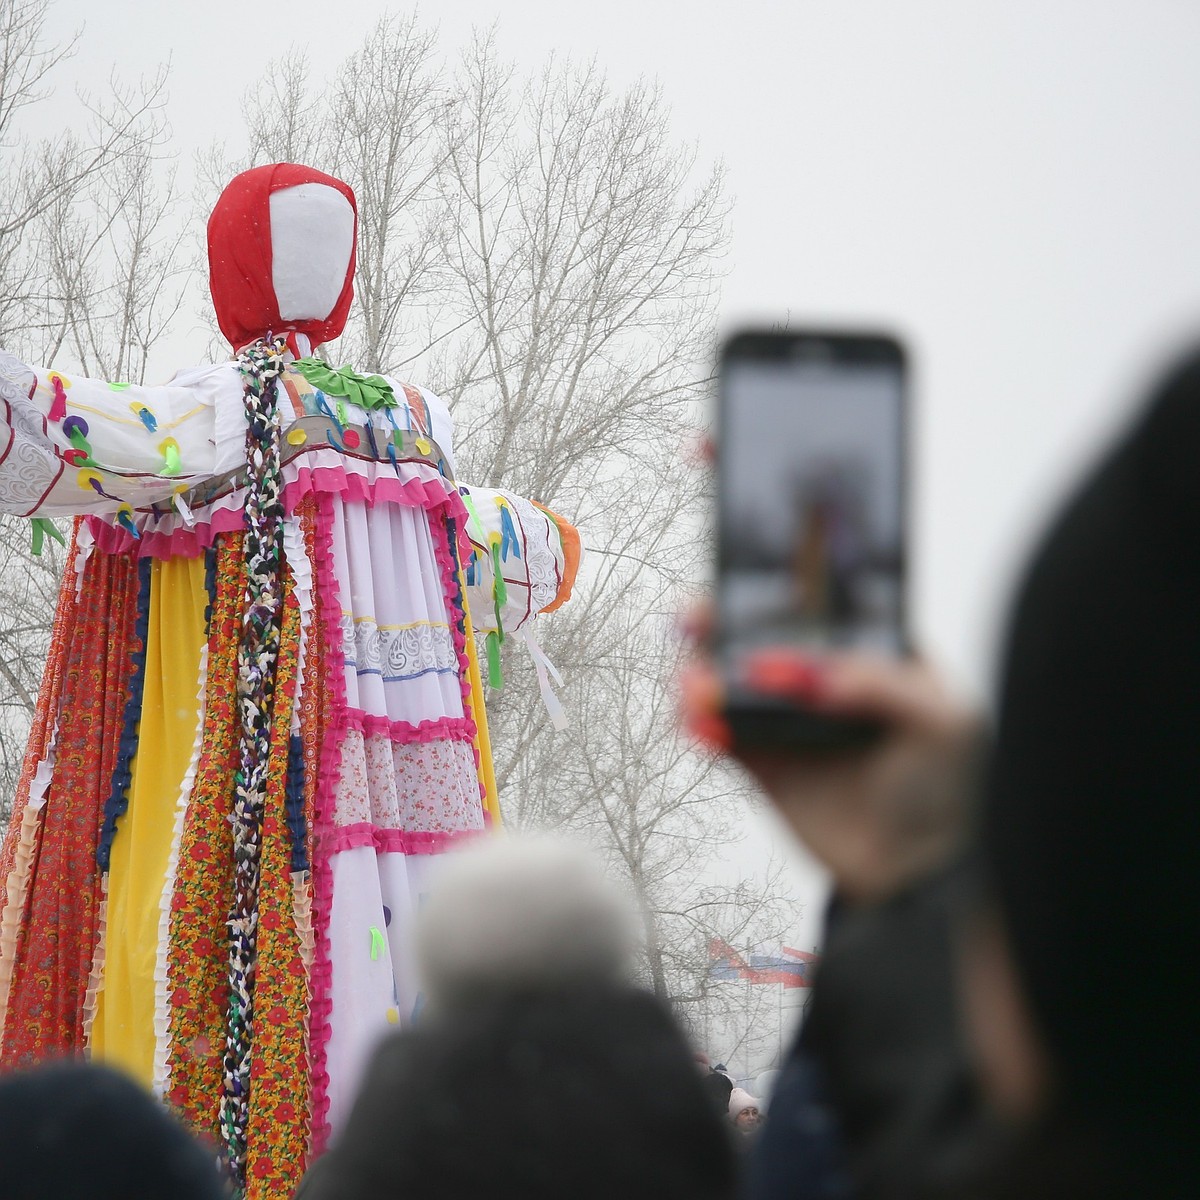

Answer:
[0,163,579,1197]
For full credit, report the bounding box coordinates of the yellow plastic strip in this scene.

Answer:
[91,555,208,1087]
[67,400,208,431]
[458,569,501,829]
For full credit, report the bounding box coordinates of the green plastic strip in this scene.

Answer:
[461,491,489,546]
[486,630,504,690]
[30,517,65,556]
[369,925,387,961]
[490,541,507,607]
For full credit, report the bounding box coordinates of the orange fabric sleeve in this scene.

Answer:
[531,502,581,614]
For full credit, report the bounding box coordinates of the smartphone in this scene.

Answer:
[715,329,908,749]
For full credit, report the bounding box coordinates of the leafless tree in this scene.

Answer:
[425,37,797,1056]
[0,9,798,1066]
[200,19,796,1058]
[0,0,178,817]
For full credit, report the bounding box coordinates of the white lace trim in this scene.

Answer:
[0,747,55,1039]
[283,516,313,735]
[81,875,108,1053]
[341,615,457,682]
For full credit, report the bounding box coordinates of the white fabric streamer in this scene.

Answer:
[514,626,568,730]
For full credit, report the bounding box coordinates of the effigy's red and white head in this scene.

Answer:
[207,163,358,358]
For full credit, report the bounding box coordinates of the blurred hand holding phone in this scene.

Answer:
[697,327,977,899]
[716,330,908,749]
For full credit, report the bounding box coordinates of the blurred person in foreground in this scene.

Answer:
[0,1060,225,1199]
[682,347,1200,1198]
[298,837,737,1200]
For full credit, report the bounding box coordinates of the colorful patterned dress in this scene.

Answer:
[0,163,578,1198]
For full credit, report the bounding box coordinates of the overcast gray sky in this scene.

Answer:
[28,0,1200,924]
[38,0,1200,690]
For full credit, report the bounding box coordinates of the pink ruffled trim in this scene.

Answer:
[307,494,346,1156]
[472,743,492,831]
[330,823,484,857]
[86,505,245,559]
[83,451,474,563]
[285,452,473,562]
[344,708,476,746]
[283,458,462,518]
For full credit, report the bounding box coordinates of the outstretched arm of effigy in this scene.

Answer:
[458,483,582,724]
[0,351,243,517]
[458,484,582,635]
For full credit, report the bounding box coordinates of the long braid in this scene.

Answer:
[221,335,288,1189]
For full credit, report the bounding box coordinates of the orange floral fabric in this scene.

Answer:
[244,580,308,1198]
[1,544,143,1063]
[165,536,240,1140]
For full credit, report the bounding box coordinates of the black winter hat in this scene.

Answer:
[983,347,1200,1181]
[309,984,736,1200]
[0,1060,224,1199]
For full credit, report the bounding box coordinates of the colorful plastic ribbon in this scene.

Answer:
[486,629,503,690]
[131,401,157,432]
[173,486,196,527]
[369,926,386,961]
[29,517,65,556]
[159,437,181,476]
[115,504,141,540]
[514,626,568,730]
[497,500,521,561]
[47,373,67,422]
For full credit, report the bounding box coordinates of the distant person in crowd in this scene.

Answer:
[298,837,737,1200]
[0,1060,224,1200]
[700,1058,735,1118]
[683,346,1200,1198]
[729,1088,764,1137]
[754,1069,780,1108]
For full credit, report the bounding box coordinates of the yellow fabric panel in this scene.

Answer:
[459,575,501,828]
[91,555,208,1086]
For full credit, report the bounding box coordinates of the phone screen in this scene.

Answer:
[718,336,906,678]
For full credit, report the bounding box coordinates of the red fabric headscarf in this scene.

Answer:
[207,163,357,352]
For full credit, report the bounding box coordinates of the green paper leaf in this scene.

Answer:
[292,357,398,411]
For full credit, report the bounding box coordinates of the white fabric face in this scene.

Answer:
[269,183,355,323]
